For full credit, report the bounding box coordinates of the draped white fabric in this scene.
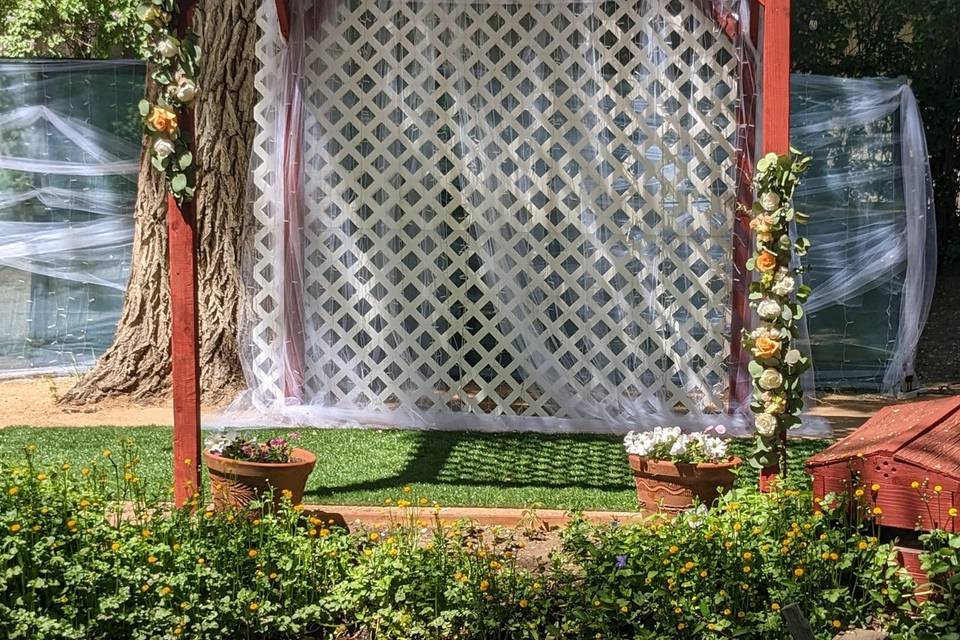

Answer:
[0,61,142,377]
[237,0,756,433]
[792,74,937,393]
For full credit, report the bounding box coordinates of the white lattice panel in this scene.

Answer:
[250,0,739,425]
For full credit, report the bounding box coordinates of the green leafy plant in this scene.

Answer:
[892,530,960,640]
[2,443,956,639]
[743,149,813,473]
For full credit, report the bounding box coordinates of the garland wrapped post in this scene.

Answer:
[138,0,200,202]
[742,149,812,483]
[138,0,202,507]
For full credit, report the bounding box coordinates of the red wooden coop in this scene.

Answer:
[806,396,960,584]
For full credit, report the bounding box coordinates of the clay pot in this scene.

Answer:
[628,455,741,514]
[204,448,317,511]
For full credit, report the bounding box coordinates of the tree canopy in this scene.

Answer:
[0,0,142,58]
[792,0,960,261]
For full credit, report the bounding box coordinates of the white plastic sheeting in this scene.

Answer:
[234,0,759,434]
[792,74,936,393]
[0,61,143,377]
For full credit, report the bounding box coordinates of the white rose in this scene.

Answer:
[760,191,781,211]
[174,79,196,103]
[758,368,783,390]
[756,299,781,320]
[772,273,796,297]
[755,412,778,436]
[153,138,175,159]
[157,37,180,58]
[784,349,802,365]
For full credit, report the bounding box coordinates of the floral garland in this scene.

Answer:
[137,1,199,203]
[743,149,813,472]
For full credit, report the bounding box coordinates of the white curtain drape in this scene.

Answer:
[236,0,758,434]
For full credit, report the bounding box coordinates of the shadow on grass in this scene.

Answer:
[303,430,634,502]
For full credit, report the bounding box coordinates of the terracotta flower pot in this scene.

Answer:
[628,455,741,514]
[204,448,317,511]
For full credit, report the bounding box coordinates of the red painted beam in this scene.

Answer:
[760,0,791,155]
[272,0,307,401]
[169,194,202,506]
[170,0,201,507]
[728,1,762,414]
[276,0,291,40]
[758,0,791,490]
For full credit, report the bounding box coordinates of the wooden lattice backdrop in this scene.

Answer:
[248,0,742,428]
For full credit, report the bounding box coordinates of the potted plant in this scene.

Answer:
[624,425,740,514]
[203,432,316,511]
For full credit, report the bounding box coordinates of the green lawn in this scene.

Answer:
[0,426,830,511]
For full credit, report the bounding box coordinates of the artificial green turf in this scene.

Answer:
[0,426,830,511]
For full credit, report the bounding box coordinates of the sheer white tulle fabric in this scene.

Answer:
[791,75,936,393]
[0,61,141,377]
[233,0,760,434]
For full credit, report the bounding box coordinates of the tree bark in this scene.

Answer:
[61,0,257,405]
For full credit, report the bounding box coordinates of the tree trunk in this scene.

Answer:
[61,0,258,405]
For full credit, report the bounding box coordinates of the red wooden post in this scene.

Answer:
[760,0,792,156]
[170,0,201,507]
[275,0,308,402]
[169,194,201,506]
[728,1,762,414]
[758,0,792,490]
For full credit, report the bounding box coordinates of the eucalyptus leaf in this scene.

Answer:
[171,173,188,193]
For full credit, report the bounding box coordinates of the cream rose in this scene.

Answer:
[764,395,787,415]
[756,299,781,320]
[175,79,196,103]
[138,3,161,21]
[755,412,778,436]
[760,191,781,211]
[784,349,802,365]
[758,368,784,390]
[153,138,175,159]
[157,37,180,59]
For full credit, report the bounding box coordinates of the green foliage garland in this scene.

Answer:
[743,149,813,472]
[136,1,199,203]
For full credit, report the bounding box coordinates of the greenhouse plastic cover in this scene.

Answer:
[793,74,936,394]
[0,60,144,377]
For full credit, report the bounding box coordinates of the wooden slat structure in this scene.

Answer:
[168,0,793,500]
[806,396,960,531]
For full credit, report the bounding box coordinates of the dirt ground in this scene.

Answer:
[0,375,908,436]
[0,377,220,428]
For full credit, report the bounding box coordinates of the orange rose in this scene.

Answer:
[755,251,778,273]
[148,107,178,134]
[753,336,780,359]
